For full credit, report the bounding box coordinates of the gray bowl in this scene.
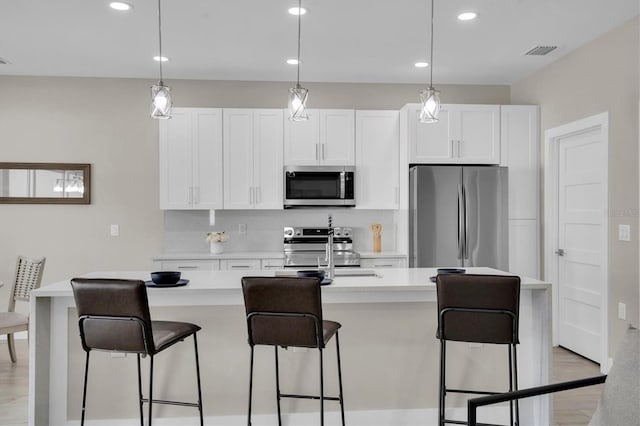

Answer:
[296,269,326,280]
[150,271,181,285]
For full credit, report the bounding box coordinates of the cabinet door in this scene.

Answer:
[160,109,193,209]
[454,105,500,164]
[501,105,539,219]
[412,105,455,163]
[355,110,399,209]
[320,109,355,165]
[254,109,284,209]
[160,259,220,271]
[192,108,223,209]
[283,109,320,165]
[508,219,539,278]
[223,109,254,209]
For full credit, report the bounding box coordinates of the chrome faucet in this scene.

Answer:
[325,214,335,280]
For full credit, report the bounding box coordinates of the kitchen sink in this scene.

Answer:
[275,268,378,277]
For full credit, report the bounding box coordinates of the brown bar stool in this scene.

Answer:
[241,276,345,426]
[70,278,204,426]
[436,274,521,426]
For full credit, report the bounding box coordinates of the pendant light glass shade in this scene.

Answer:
[288,85,309,121]
[151,82,172,119]
[419,0,440,124]
[288,0,309,121]
[419,87,440,123]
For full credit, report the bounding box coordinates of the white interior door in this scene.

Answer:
[546,113,608,365]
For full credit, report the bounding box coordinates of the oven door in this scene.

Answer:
[284,166,355,207]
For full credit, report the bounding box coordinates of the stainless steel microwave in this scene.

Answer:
[284,166,355,208]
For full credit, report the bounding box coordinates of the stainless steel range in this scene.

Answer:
[283,226,360,268]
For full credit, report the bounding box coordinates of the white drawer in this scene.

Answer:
[159,260,220,271]
[360,257,406,268]
[220,259,261,271]
[261,258,285,270]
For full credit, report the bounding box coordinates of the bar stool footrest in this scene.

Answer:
[141,398,201,408]
[279,393,341,401]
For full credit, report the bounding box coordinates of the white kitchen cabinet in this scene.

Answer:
[156,259,220,271]
[159,108,223,209]
[355,110,400,209]
[220,259,261,270]
[223,109,283,209]
[501,105,540,278]
[360,257,406,268]
[406,104,500,164]
[284,109,355,165]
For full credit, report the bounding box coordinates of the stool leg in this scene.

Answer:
[148,355,154,426]
[247,346,254,426]
[438,339,446,426]
[319,348,324,426]
[335,332,345,426]
[512,344,520,426]
[81,351,90,426]
[137,354,144,426]
[193,334,204,426]
[275,346,282,426]
[508,345,514,426]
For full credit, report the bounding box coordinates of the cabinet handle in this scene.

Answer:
[451,140,456,158]
[321,144,325,160]
[230,265,251,269]
[375,264,394,268]
[249,187,253,205]
[176,265,198,270]
[458,140,462,158]
[315,144,319,160]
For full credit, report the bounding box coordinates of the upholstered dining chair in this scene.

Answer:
[0,255,46,362]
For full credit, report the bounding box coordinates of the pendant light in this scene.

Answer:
[150,0,172,119]
[288,0,309,121]
[419,0,440,123]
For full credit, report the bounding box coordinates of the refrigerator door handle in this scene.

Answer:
[463,184,469,260]
[457,184,464,260]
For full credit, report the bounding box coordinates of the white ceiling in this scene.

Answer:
[0,0,637,85]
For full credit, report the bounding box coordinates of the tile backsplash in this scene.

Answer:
[163,209,399,253]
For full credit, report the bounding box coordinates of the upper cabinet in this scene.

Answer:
[284,109,355,165]
[223,109,284,209]
[405,104,500,164]
[355,110,400,209]
[159,108,223,210]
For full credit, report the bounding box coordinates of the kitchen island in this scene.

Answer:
[30,268,551,426]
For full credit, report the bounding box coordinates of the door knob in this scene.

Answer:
[555,249,565,256]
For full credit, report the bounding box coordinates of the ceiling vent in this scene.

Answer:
[0,56,9,65]
[523,45,557,56]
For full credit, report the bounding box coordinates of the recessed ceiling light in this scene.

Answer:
[286,59,301,65]
[109,2,133,11]
[288,7,307,16]
[415,62,429,68]
[458,12,477,21]
[153,56,169,62]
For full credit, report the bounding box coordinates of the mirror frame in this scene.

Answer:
[0,162,91,204]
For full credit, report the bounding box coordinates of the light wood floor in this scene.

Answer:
[0,341,602,425]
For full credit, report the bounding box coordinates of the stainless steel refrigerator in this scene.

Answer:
[409,165,508,269]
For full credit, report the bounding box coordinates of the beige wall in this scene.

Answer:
[511,17,640,354]
[0,76,509,311]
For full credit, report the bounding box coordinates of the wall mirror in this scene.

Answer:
[0,163,91,204]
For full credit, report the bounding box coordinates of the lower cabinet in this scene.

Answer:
[360,257,407,268]
[157,260,220,271]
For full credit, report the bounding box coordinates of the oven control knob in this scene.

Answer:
[295,230,301,236]
[343,229,350,237]
[334,229,341,237]
[284,228,294,237]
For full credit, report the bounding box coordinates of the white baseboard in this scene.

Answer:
[0,331,27,341]
[62,407,511,426]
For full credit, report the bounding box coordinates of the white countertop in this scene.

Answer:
[34,267,550,304]
[153,251,407,260]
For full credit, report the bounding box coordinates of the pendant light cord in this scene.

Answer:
[296,0,302,87]
[428,0,435,88]
[157,0,164,83]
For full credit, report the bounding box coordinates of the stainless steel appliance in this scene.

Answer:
[284,166,355,208]
[409,165,508,269]
[283,226,360,268]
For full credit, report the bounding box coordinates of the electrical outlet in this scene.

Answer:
[110,224,119,237]
[238,223,247,235]
[618,224,631,241]
[618,302,626,320]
